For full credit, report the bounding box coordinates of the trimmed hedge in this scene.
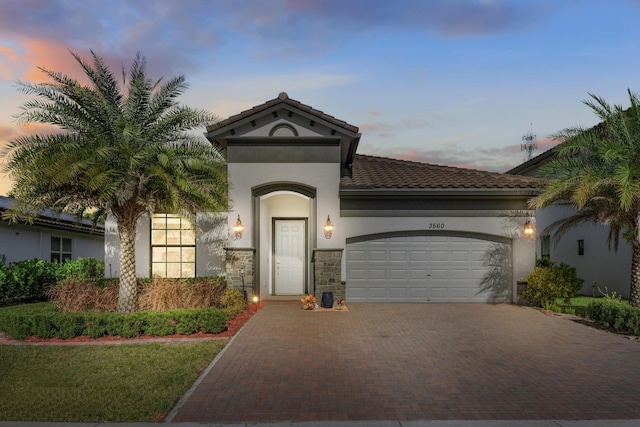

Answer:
[0,306,228,340]
[586,297,640,336]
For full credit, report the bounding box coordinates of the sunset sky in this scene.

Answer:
[2,0,640,196]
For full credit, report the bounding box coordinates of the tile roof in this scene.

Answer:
[341,154,538,190]
[207,92,359,134]
[0,196,104,235]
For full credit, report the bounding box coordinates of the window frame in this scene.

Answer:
[150,213,196,278]
[51,236,73,263]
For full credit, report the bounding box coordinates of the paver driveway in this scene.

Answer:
[170,302,640,423]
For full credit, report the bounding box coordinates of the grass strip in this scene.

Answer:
[0,340,225,422]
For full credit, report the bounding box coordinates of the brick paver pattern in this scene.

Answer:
[171,302,640,423]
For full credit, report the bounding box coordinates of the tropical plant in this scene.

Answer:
[1,50,227,313]
[530,89,640,307]
[523,260,584,310]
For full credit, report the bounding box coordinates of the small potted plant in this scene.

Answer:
[301,294,317,310]
[335,297,345,309]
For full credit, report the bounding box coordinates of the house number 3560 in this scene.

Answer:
[428,223,445,229]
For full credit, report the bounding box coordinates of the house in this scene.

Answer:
[0,195,105,266]
[105,92,538,303]
[508,150,632,298]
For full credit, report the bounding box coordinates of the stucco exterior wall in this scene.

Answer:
[227,162,341,250]
[0,221,103,265]
[105,212,226,279]
[535,204,632,298]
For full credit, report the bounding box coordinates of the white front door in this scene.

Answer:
[274,219,306,295]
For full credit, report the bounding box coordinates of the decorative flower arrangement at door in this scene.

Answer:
[301,294,317,310]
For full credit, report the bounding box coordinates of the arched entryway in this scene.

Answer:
[252,182,317,299]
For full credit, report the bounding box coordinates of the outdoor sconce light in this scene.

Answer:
[323,215,334,239]
[233,215,244,240]
[523,220,534,237]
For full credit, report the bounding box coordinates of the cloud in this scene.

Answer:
[0,0,552,80]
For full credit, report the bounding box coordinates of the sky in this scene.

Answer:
[2,0,640,196]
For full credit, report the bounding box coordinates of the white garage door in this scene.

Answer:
[346,234,510,303]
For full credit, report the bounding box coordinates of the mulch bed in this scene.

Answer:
[0,303,263,346]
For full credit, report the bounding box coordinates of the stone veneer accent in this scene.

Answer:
[313,249,344,302]
[225,248,256,300]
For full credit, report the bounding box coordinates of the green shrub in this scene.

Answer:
[220,288,247,317]
[0,305,228,340]
[0,259,61,303]
[196,309,228,333]
[174,311,199,335]
[524,260,584,310]
[586,295,640,335]
[60,257,104,280]
[142,312,176,336]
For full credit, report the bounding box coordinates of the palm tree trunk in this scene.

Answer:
[117,223,138,314]
[631,243,640,307]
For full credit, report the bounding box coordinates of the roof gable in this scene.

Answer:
[206,92,361,165]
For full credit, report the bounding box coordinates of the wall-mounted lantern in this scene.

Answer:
[323,215,334,239]
[233,215,244,240]
[523,220,534,237]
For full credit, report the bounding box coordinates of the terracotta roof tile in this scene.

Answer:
[341,154,538,190]
[208,92,359,134]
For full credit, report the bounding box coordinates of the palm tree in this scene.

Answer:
[530,89,640,306]
[1,50,227,314]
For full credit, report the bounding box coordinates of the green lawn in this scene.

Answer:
[0,340,225,422]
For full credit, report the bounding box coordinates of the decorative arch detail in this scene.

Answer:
[269,123,299,137]
[252,182,316,198]
[346,230,511,245]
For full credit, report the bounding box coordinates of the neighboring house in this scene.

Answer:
[105,92,538,303]
[508,151,632,298]
[0,196,105,265]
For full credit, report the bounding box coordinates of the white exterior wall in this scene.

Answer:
[0,221,103,264]
[104,212,226,279]
[227,162,341,249]
[536,205,632,298]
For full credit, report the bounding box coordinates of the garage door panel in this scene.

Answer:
[410,250,428,261]
[389,250,407,261]
[388,287,407,298]
[451,269,470,279]
[349,250,367,262]
[346,235,511,303]
[369,251,387,262]
[409,287,428,299]
[410,269,428,279]
[349,268,366,280]
[431,251,448,262]
[389,269,407,280]
[369,269,387,280]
